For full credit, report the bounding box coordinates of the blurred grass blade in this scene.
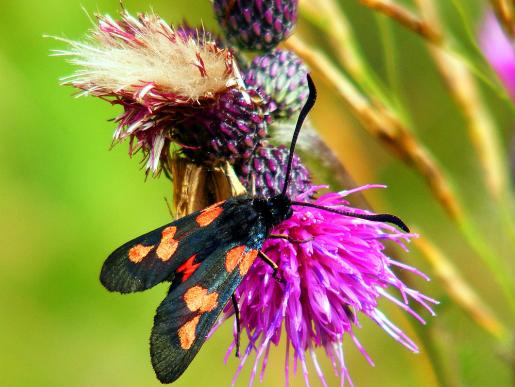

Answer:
[360,0,441,43]
[358,0,511,201]
[284,35,515,313]
[415,237,509,341]
[301,0,397,114]
[285,35,463,221]
[415,0,511,202]
[490,0,515,37]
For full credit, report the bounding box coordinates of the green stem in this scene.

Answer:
[299,3,410,123]
[458,210,515,314]
[376,14,400,97]
[447,0,515,108]
[416,323,455,387]
[374,13,413,124]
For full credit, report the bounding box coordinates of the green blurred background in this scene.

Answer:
[0,0,513,386]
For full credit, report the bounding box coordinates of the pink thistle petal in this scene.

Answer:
[349,333,374,366]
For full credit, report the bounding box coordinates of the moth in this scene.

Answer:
[100,75,408,383]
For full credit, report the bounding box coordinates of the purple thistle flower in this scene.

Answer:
[479,11,515,101]
[213,185,437,386]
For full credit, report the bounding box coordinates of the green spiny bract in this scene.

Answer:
[245,49,309,120]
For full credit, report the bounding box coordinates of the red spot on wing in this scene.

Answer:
[196,202,224,227]
[225,246,258,275]
[239,249,258,276]
[156,226,179,261]
[178,316,200,350]
[179,286,220,350]
[183,286,219,313]
[177,255,201,282]
[128,244,154,263]
[225,245,246,272]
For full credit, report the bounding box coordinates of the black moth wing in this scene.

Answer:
[100,211,198,293]
[100,196,256,293]
[150,200,268,384]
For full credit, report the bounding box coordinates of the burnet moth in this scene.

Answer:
[100,75,409,383]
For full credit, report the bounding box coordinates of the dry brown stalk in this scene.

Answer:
[490,0,515,37]
[169,158,245,218]
[415,0,509,201]
[428,47,508,199]
[284,35,463,221]
[302,0,367,84]
[359,0,442,43]
[415,237,508,340]
[361,0,509,200]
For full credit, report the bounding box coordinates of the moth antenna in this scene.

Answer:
[281,74,317,196]
[291,201,410,232]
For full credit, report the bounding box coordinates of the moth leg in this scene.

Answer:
[269,233,313,244]
[231,294,241,358]
[258,251,284,284]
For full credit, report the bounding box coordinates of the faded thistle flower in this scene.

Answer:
[214,0,299,52]
[479,11,515,101]
[54,10,271,171]
[216,185,437,386]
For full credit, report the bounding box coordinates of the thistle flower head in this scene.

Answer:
[175,88,270,165]
[245,50,309,120]
[235,145,311,198]
[218,185,437,386]
[479,11,515,101]
[214,0,299,52]
[54,10,245,171]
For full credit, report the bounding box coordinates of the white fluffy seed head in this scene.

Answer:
[53,11,242,101]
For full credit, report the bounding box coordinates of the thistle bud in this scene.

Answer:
[214,0,298,52]
[245,49,309,119]
[235,145,311,198]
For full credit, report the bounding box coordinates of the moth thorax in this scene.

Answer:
[255,194,293,229]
